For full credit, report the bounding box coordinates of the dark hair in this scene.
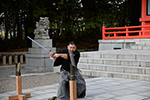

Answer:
[68,41,76,45]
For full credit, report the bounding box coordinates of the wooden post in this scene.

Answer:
[68,50,77,100]
[16,76,22,95]
[69,80,77,100]
[8,63,31,100]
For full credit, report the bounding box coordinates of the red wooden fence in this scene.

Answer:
[102,25,150,40]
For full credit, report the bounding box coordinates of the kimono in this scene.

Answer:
[54,48,86,100]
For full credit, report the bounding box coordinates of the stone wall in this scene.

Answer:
[98,39,150,50]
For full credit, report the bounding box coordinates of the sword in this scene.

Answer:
[27,36,53,59]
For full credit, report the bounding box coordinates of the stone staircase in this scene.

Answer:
[78,50,150,81]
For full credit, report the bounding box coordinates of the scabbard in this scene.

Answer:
[70,64,76,80]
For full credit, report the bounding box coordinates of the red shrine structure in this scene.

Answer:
[102,0,150,40]
[99,0,150,50]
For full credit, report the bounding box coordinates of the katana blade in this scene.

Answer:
[27,36,49,52]
[27,36,53,59]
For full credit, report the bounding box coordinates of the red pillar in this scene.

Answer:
[139,0,150,35]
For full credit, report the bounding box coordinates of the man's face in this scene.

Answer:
[67,44,76,52]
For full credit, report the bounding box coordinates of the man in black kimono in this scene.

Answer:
[49,41,86,100]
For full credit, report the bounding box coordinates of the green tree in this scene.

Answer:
[0,0,142,51]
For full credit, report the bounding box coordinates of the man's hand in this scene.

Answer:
[49,51,54,56]
[49,51,56,60]
[49,51,58,58]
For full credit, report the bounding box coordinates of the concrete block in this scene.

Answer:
[146,69,150,75]
[87,53,100,58]
[137,46,143,50]
[81,70,91,76]
[128,74,139,80]
[136,55,150,60]
[102,54,117,59]
[143,46,150,50]
[98,39,138,50]
[131,46,137,50]
[108,73,116,78]
[125,67,140,74]
[89,64,101,70]
[32,39,52,48]
[79,58,88,63]
[117,55,135,60]
[138,68,146,74]
[136,55,143,60]
[145,42,150,46]
[141,75,150,81]
[87,59,94,63]
[92,71,99,77]
[28,48,56,54]
[112,67,124,73]
[120,60,139,66]
[80,53,87,58]
[146,76,150,81]
[135,42,145,46]
[25,55,54,71]
[78,63,89,69]
[103,60,120,65]
[89,65,97,70]
[114,73,127,79]
[98,65,106,71]
[141,61,150,67]
[93,59,103,64]
[99,71,107,77]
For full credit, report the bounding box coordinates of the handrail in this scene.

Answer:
[102,25,150,40]
[0,52,27,66]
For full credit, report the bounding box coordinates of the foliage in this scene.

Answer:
[33,6,47,18]
[0,0,141,51]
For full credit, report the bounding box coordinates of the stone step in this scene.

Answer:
[79,50,150,82]
[81,52,150,60]
[78,63,150,75]
[80,69,150,81]
[135,41,150,46]
[131,45,150,50]
[79,58,150,67]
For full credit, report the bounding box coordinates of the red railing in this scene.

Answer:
[102,25,150,40]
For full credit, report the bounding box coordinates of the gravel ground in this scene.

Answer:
[0,64,89,93]
[0,64,60,93]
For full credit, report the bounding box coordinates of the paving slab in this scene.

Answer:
[1,77,150,100]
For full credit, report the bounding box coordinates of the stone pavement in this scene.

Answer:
[1,77,150,100]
